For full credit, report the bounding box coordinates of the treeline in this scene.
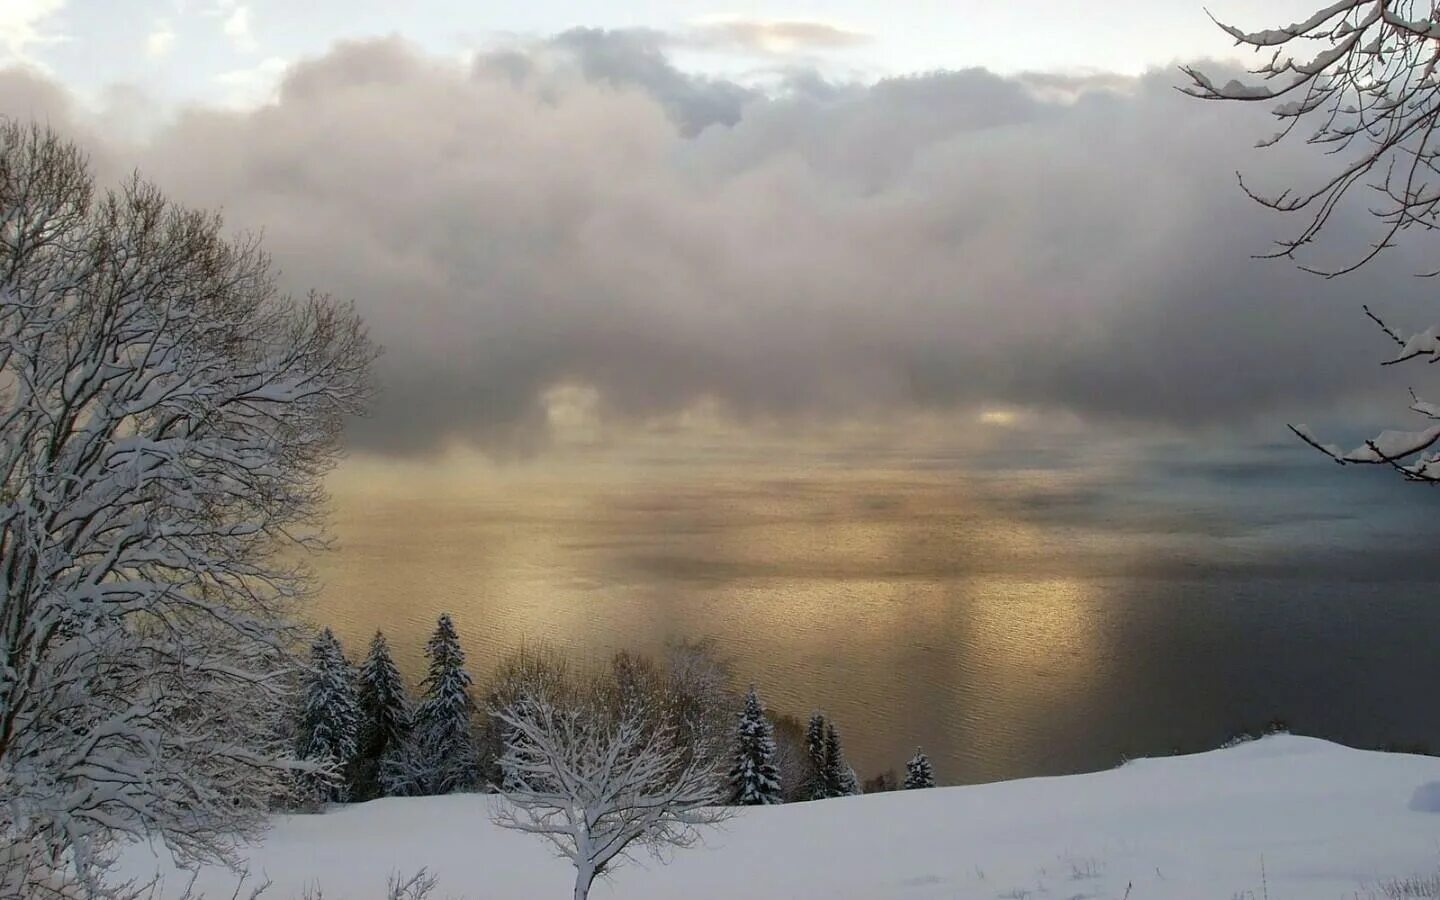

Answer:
[292,614,936,807]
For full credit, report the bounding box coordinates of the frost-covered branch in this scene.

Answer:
[492,688,728,900]
[1186,5,1440,483]
[0,120,376,885]
[1183,1,1440,275]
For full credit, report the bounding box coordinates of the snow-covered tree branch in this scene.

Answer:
[0,120,376,885]
[492,688,728,900]
[1182,1,1440,275]
[1185,2,1440,482]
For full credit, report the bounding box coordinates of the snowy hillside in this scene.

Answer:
[125,735,1440,899]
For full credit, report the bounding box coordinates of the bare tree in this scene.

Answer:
[1183,2,1440,480]
[662,638,739,767]
[479,644,573,787]
[767,712,813,803]
[492,690,728,900]
[297,870,439,900]
[0,121,375,885]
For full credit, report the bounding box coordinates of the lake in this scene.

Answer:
[311,430,1439,784]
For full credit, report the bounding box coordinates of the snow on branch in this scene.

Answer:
[1182,1,1440,276]
[493,689,729,900]
[0,120,377,882]
[1292,421,1440,479]
[1186,6,1440,485]
[1287,304,1440,482]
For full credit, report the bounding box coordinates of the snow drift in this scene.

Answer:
[124,735,1440,899]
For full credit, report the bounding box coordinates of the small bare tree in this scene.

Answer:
[662,637,739,766]
[0,120,375,886]
[492,690,728,900]
[1183,2,1440,480]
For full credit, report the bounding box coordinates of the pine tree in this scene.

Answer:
[296,627,362,803]
[805,712,830,800]
[801,712,858,799]
[823,722,855,797]
[904,747,935,789]
[728,686,781,805]
[353,630,412,800]
[413,613,479,794]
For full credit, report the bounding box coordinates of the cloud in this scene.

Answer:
[1013,70,1139,103]
[222,4,256,53]
[1,36,1433,456]
[495,28,759,136]
[214,55,287,106]
[146,21,177,59]
[0,0,66,64]
[688,20,871,54]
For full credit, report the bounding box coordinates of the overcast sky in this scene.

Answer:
[8,1,1331,106]
[3,1,1434,459]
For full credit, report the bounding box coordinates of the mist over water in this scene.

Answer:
[311,430,1439,784]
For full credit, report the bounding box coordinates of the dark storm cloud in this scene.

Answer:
[1,36,1433,455]
[541,28,757,135]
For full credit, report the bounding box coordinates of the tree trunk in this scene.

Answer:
[573,865,594,900]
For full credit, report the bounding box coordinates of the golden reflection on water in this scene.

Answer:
[310,445,1127,783]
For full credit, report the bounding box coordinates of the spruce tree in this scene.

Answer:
[805,712,830,800]
[413,613,479,794]
[904,747,935,789]
[823,722,853,797]
[353,630,412,800]
[728,686,781,805]
[296,627,362,802]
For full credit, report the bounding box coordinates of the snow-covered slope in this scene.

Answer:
[125,735,1440,899]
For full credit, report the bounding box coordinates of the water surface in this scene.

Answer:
[312,433,1438,784]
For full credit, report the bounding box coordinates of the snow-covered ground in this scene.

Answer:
[124,735,1440,899]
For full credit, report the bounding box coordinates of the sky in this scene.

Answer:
[7,1,1439,779]
[1,0,1436,463]
[8,1,1332,108]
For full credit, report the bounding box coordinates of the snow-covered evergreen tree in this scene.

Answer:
[354,630,412,800]
[823,721,857,798]
[800,712,858,799]
[805,712,830,800]
[728,686,781,805]
[412,613,480,794]
[297,628,362,802]
[904,748,935,789]
[823,720,840,794]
